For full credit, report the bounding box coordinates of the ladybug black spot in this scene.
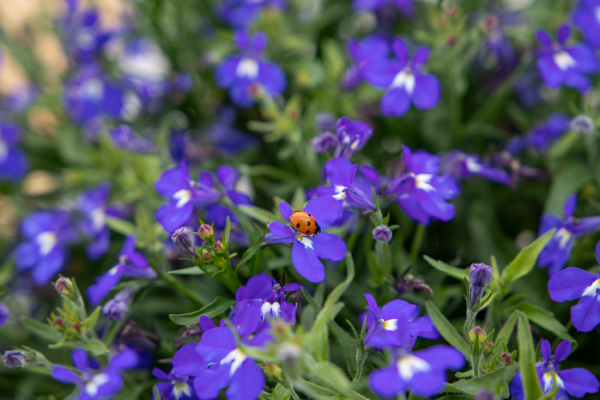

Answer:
[307,221,311,226]
[307,213,311,216]
[306,230,310,234]
[296,223,300,228]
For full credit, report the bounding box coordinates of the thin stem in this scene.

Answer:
[410,224,426,269]
[283,372,302,400]
[153,253,205,307]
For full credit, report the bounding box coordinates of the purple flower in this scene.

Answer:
[369,345,465,397]
[360,294,439,350]
[232,273,301,336]
[77,183,111,260]
[0,121,28,181]
[506,114,570,155]
[311,132,338,153]
[387,146,459,226]
[535,25,598,93]
[538,194,600,276]
[110,125,157,153]
[62,6,114,63]
[0,303,8,325]
[14,211,76,285]
[573,0,600,48]
[469,263,493,308]
[341,36,389,90]
[153,367,200,400]
[51,348,139,400]
[548,241,600,332]
[441,151,510,185]
[205,107,258,155]
[263,197,346,282]
[215,30,286,108]
[364,38,440,117]
[352,0,414,17]
[87,236,157,305]
[480,14,517,70]
[103,287,133,321]
[311,117,373,159]
[510,339,599,400]
[372,225,392,242]
[217,0,286,28]
[155,161,221,233]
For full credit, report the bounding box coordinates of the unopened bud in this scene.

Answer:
[171,227,197,258]
[103,287,132,321]
[0,303,8,326]
[570,115,595,135]
[277,342,302,362]
[73,322,82,331]
[469,326,486,344]
[485,342,493,353]
[213,240,224,253]
[54,277,73,296]
[501,352,512,365]
[3,350,27,368]
[198,224,213,239]
[469,263,493,309]
[264,362,283,380]
[53,317,64,328]
[372,225,392,242]
[311,132,338,153]
[202,252,212,261]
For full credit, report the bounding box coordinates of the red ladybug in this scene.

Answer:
[289,211,321,236]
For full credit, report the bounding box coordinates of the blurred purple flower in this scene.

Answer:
[263,197,345,282]
[510,339,599,399]
[110,125,157,153]
[573,0,600,48]
[538,194,600,276]
[217,0,286,27]
[535,25,598,93]
[311,117,373,159]
[87,236,157,305]
[153,366,200,400]
[341,36,389,90]
[506,114,570,155]
[62,6,115,63]
[441,150,510,185]
[206,107,258,154]
[364,38,440,116]
[215,30,286,108]
[0,303,8,326]
[352,0,414,17]
[103,287,133,321]
[77,183,111,260]
[0,121,28,181]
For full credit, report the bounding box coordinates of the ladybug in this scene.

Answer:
[289,211,321,236]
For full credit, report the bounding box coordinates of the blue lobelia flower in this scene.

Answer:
[188,326,270,400]
[535,25,599,93]
[352,0,414,17]
[87,235,157,305]
[153,366,200,400]
[360,294,439,351]
[510,339,599,400]
[313,157,376,212]
[505,114,570,155]
[205,107,259,155]
[311,117,373,159]
[441,150,511,185]
[263,197,346,283]
[232,273,301,336]
[548,241,600,332]
[369,345,465,398]
[217,0,286,28]
[110,125,158,153]
[0,303,8,326]
[61,5,114,64]
[572,0,600,48]
[215,30,286,108]
[155,161,221,233]
[538,194,600,276]
[387,146,459,226]
[364,38,440,117]
[103,287,133,321]
[14,211,77,285]
[0,121,28,181]
[172,316,221,378]
[51,348,138,400]
[341,36,390,90]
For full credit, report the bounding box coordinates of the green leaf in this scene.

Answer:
[223,216,231,246]
[505,302,574,342]
[493,310,518,354]
[544,162,592,214]
[425,302,470,358]
[449,364,519,397]
[84,306,101,331]
[273,384,292,400]
[500,229,555,285]
[106,216,138,237]
[238,204,276,224]
[169,266,205,275]
[235,236,262,272]
[20,316,63,342]
[82,339,109,356]
[517,312,543,400]
[169,297,235,325]
[423,255,468,280]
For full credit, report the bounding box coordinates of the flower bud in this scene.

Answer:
[198,224,213,239]
[213,240,224,253]
[103,287,132,321]
[3,350,27,368]
[570,115,595,135]
[73,321,82,331]
[475,390,496,400]
[372,225,392,242]
[202,252,212,261]
[311,132,338,153]
[277,342,302,362]
[53,317,64,328]
[171,227,197,258]
[264,363,283,381]
[469,263,493,309]
[485,342,493,353]
[501,352,512,365]
[0,303,8,326]
[468,326,486,344]
[315,112,336,132]
[54,277,73,296]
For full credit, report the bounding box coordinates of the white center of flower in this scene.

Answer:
[236,58,259,80]
[390,69,416,95]
[582,279,600,297]
[119,43,170,80]
[91,207,106,232]
[79,78,104,100]
[173,381,192,400]
[396,355,431,381]
[261,301,281,319]
[378,318,398,331]
[36,232,57,256]
[109,265,121,275]
[122,91,141,122]
[85,373,110,395]
[415,174,435,191]
[595,7,600,24]
[0,139,7,161]
[296,235,314,249]
[554,51,577,71]
[555,227,572,249]
[465,158,482,173]
[173,189,192,208]
[543,372,565,392]
[333,185,347,200]
[76,30,95,49]
[220,348,247,377]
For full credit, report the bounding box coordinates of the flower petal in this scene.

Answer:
[227,359,265,400]
[292,241,325,283]
[193,364,230,399]
[363,294,381,320]
[173,343,206,376]
[71,349,88,371]
[412,74,440,110]
[325,157,357,188]
[558,368,600,397]
[554,340,571,363]
[303,196,343,230]
[548,267,597,302]
[571,293,600,332]
[156,200,193,233]
[369,364,405,398]
[278,202,294,220]
[196,327,237,362]
[200,315,216,332]
[51,366,82,385]
[232,299,263,336]
[236,273,276,302]
[381,87,410,117]
[312,232,346,261]
[215,56,242,88]
[540,339,552,362]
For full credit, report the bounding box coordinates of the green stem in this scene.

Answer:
[282,372,302,400]
[410,224,426,269]
[160,272,205,307]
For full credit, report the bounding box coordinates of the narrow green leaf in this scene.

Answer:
[20,316,63,342]
[169,297,235,325]
[223,216,231,246]
[273,384,292,400]
[235,236,262,271]
[423,255,468,280]
[425,302,470,358]
[82,339,109,356]
[105,216,137,237]
[168,266,205,275]
[501,229,555,284]
[449,364,519,396]
[505,302,574,342]
[493,310,518,354]
[238,204,277,224]
[84,306,101,331]
[517,312,543,400]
